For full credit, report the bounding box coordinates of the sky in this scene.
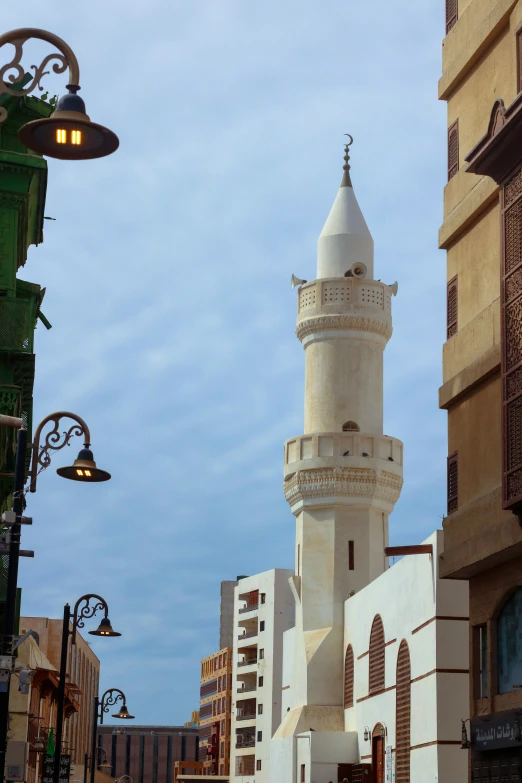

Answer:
[3,0,447,725]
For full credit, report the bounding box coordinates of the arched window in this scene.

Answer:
[369,615,385,692]
[344,644,354,708]
[395,640,411,783]
[342,421,359,432]
[497,588,522,694]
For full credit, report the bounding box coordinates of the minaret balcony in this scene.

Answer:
[297,277,392,318]
[283,432,403,481]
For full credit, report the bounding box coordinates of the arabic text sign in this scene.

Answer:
[42,754,71,783]
[471,712,522,751]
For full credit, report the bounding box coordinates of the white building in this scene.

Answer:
[267,143,469,783]
[230,570,294,783]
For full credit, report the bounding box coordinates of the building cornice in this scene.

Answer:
[295,314,392,344]
[283,466,403,511]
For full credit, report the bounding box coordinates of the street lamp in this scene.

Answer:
[89,689,135,783]
[0,28,119,159]
[30,411,111,491]
[53,596,122,783]
[83,747,111,783]
[115,777,133,783]
[0,411,111,783]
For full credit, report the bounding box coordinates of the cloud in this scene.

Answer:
[5,0,446,724]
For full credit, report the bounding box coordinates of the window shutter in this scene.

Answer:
[447,275,458,338]
[446,0,457,33]
[447,452,458,514]
[369,615,385,693]
[501,167,522,510]
[448,120,459,180]
[395,641,411,783]
[344,645,354,708]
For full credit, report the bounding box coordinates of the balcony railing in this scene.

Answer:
[237,659,257,667]
[236,712,256,721]
[235,739,255,749]
[239,603,259,614]
[238,630,258,640]
[237,684,256,693]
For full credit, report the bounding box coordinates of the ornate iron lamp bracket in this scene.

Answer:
[99,688,126,724]
[71,593,108,645]
[0,27,81,123]
[29,411,91,492]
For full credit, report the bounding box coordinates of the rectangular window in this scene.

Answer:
[256,760,262,771]
[218,676,222,691]
[220,741,225,757]
[446,0,457,33]
[261,593,266,604]
[348,540,354,571]
[260,621,265,632]
[223,674,226,688]
[258,676,263,687]
[448,120,459,181]
[518,29,522,93]
[223,652,227,666]
[258,704,263,715]
[257,731,262,742]
[447,275,458,338]
[474,625,488,698]
[447,452,458,514]
[301,764,306,783]
[259,649,264,660]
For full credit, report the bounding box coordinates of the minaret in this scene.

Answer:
[283,139,403,720]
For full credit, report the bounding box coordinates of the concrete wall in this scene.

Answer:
[220,580,238,650]
[344,531,469,783]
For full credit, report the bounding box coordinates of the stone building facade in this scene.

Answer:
[199,648,233,776]
[438,0,522,779]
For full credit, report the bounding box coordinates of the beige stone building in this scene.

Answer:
[199,648,233,777]
[20,617,100,780]
[438,0,522,779]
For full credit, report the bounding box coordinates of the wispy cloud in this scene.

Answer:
[4,0,446,723]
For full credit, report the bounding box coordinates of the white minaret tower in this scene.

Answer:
[282,139,403,729]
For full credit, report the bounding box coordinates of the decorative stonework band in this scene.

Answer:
[284,466,403,508]
[296,314,392,343]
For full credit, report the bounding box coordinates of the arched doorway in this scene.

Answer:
[372,723,385,783]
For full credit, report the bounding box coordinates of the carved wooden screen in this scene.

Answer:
[369,615,385,693]
[395,640,411,783]
[446,0,457,33]
[501,165,522,510]
[447,452,458,514]
[344,644,354,708]
[448,120,459,181]
[447,275,458,338]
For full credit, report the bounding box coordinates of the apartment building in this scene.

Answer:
[98,725,198,783]
[199,648,233,776]
[438,0,522,779]
[230,570,294,783]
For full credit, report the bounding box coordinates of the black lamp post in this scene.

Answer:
[53,596,122,783]
[0,28,119,159]
[0,412,111,783]
[89,689,135,783]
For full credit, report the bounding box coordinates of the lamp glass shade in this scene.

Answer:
[88,616,121,638]
[112,704,135,720]
[98,761,111,772]
[56,447,111,483]
[18,91,119,161]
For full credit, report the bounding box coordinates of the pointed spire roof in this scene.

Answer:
[317,137,374,280]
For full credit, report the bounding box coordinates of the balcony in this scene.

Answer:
[235,738,255,749]
[236,712,256,721]
[235,755,255,776]
[237,684,256,694]
[238,630,257,640]
[237,658,257,668]
[239,602,258,614]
